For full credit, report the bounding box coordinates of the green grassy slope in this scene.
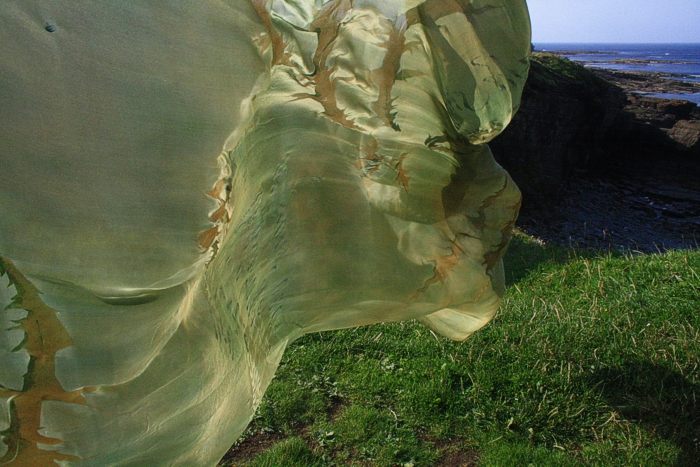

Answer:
[221,234,700,467]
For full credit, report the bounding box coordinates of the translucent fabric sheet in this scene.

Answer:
[0,1,530,465]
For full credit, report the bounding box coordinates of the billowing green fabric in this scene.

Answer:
[0,1,530,465]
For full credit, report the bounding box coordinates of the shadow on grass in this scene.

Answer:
[588,362,700,467]
[504,231,573,285]
[504,229,634,286]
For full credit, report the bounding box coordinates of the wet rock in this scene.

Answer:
[517,170,700,253]
[591,68,700,99]
[669,120,700,155]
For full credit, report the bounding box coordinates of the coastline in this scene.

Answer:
[492,53,700,252]
[536,43,700,103]
[587,67,700,104]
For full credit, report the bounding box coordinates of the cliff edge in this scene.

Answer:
[491,53,700,210]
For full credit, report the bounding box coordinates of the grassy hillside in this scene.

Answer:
[220,234,700,466]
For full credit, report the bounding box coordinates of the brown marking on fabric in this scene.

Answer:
[356,138,382,173]
[483,200,521,275]
[508,196,522,213]
[394,153,411,192]
[477,180,520,274]
[404,6,422,27]
[200,156,235,256]
[198,226,220,251]
[205,179,228,200]
[209,204,230,224]
[251,0,293,66]
[367,18,407,130]
[293,0,360,129]
[252,32,272,59]
[312,0,354,53]
[434,241,463,284]
[482,230,509,273]
[0,258,87,465]
[409,240,463,301]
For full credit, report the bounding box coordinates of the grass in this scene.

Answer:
[526,53,614,106]
[219,232,700,466]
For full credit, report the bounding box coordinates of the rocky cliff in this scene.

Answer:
[490,53,700,209]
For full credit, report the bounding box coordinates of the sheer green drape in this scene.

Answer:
[0,1,530,465]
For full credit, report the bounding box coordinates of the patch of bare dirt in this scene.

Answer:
[218,431,284,467]
[418,437,480,467]
[437,445,479,467]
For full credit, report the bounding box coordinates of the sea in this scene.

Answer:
[533,43,700,105]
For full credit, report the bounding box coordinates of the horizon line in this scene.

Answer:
[533,41,700,45]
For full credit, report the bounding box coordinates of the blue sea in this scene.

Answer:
[534,43,700,104]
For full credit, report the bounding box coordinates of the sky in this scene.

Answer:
[527,0,700,43]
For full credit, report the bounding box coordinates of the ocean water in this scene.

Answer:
[534,43,700,104]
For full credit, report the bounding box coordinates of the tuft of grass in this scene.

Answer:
[247,438,325,467]
[221,232,700,466]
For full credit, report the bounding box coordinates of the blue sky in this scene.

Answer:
[527,0,700,43]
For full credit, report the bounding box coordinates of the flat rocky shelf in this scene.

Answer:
[590,68,700,96]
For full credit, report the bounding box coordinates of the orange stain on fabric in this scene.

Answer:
[0,258,87,465]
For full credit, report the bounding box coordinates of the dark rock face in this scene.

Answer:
[490,54,626,208]
[490,53,700,209]
[606,94,700,160]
